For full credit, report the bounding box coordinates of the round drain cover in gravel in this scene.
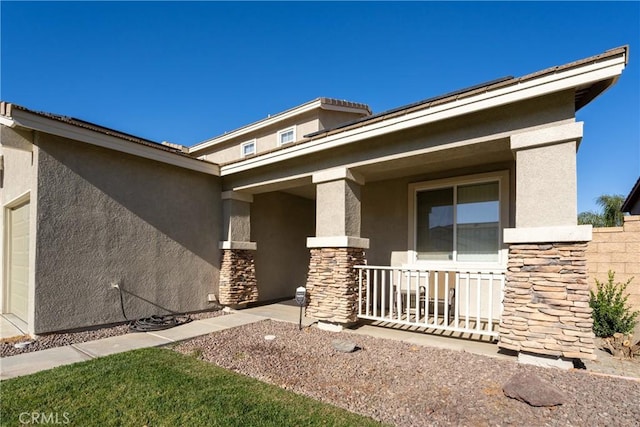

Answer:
[14,341,32,349]
[264,335,276,341]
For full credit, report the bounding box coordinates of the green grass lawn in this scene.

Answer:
[1,347,384,427]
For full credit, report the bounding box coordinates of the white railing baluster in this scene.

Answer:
[476,274,481,332]
[405,270,411,320]
[358,268,363,316]
[444,272,449,326]
[454,271,460,327]
[433,271,439,326]
[500,274,505,323]
[397,269,402,321]
[488,273,494,334]
[389,269,394,320]
[414,270,420,322]
[424,270,430,325]
[381,269,386,319]
[366,268,371,317]
[465,272,470,330]
[354,265,504,338]
[373,268,378,318]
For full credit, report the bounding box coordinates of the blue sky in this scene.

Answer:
[1,1,638,214]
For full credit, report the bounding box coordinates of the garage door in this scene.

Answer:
[8,201,29,322]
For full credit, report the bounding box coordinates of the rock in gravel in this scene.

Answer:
[503,372,567,407]
[332,340,358,353]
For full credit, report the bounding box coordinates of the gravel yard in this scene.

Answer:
[0,310,225,358]
[175,319,640,427]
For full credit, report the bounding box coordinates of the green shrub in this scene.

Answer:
[589,271,638,337]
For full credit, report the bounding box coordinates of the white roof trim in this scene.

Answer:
[220,55,626,176]
[0,116,16,127]
[504,225,592,243]
[6,109,220,176]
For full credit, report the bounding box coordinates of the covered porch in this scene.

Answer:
[218,80,612,362]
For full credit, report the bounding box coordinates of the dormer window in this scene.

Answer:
[241,139,256,157]
[277,126,296,146]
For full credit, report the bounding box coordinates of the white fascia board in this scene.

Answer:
[189,99,323,154]
[219,241,257,250]
[221,56,625,176]
[312,167,365,185]
[306,236,370,249]
[0,117,16,127]
[10,110,220,176]
[231,172,313,193]
[504,225,592,243]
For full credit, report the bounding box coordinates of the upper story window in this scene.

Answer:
[277,126,296,146]
[408,171,509,267]
[241,139,256,157]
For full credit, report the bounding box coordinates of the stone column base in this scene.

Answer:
[305,247,366,324]
[498,242,596,360]
[219,249,258,306]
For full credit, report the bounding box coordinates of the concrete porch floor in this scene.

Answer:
[241,300,510,361]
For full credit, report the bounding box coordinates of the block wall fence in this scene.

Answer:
[585,215,640,312]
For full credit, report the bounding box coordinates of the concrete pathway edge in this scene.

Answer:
[0,313,267,380]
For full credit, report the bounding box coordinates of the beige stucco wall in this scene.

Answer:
[33,132,221,334]
[203,111,320,164]
[202,107,369,165]
[315,179,361,237]
[222,198,251,242]
[586,216,640,313]
[0,126,39,332]
[318,109,367,130]
[514,140,578,227]
[251,191,314,301]
[361,162,516,267]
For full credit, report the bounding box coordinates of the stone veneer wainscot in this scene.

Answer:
[499,242,595,360]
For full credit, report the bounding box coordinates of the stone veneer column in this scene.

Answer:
[500,122,595,364]
[306,247,366,324]
[218,191,258,306]
[499,241,595,360]
[306,168,369,330]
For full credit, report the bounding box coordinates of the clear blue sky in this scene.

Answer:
[1,1,638,214]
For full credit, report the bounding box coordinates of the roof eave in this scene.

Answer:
[3,106,220,176]
[621,177,640,213]
[220,48,627,176]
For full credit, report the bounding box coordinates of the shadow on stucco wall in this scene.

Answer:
[32,133,222,333]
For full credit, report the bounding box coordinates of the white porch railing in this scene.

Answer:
[355,265,505,338]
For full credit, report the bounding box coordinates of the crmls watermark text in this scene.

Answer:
[18,412,71,425]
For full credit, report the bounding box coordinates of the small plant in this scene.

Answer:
[189,347,204,360]
[589,271,638,337]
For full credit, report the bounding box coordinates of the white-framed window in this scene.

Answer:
[277,126,296,146]
[241,139,256,157]
[407,171,509,268]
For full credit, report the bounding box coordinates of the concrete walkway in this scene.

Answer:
[1,314,27,339]
[5,301,634,381]
[1,300,507,381]
[0,312,265,380]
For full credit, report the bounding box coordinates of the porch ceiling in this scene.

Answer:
[351,138,512,183]
[272,137,512,200]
